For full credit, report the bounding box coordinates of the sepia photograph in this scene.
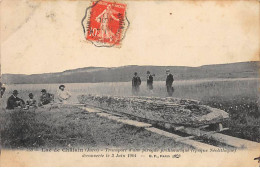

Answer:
[0,0,259,167]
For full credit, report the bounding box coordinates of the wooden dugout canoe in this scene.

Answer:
[77,95,229,127]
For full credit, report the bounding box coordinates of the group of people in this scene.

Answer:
[132,69,174,96]
[2,70,174,109]
[5,85,71,110]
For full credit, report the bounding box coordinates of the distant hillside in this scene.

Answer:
[2,61,259,84]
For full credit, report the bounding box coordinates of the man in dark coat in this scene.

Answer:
[132,72,141,95]
[6,90,25,110]
[146,71,154,93]
[166,69,174,96]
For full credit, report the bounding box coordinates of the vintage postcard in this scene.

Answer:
[0,0,259,167]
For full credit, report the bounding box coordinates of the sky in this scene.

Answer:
[1,0,259,74]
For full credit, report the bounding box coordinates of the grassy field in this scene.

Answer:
[0,78,259,149]
[0,106,191,150]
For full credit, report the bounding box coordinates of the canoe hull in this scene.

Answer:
[78,95,229,127]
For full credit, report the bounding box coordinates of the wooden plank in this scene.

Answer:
[146,127,184,139]
[97,113,120,120]
[64,103,85,106]
[85,104,124,117]
[201,131,260,149]
[182,139,220,150]
[81,107,102,113]
[145,127,220,150]
[175,136,195,142]
[97,113,152,128]
[179,127,260,149]
[118,119,152,128]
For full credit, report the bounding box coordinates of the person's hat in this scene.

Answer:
[134,72,137,75]
[147,71,150,74]
[29,93,33,97]
[41,89,46,93]
[13,90,18,94]
[59,85,65,89]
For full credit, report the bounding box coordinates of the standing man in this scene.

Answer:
[57,85,71,104]
[166,69,174,96]
[6,90,25,109]
[132,72,141,95]
[146,71,154,93]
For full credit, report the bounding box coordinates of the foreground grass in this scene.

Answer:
[201,95,260,142]
[0,106,191,149]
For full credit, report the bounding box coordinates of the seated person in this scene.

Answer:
[57,85,71,103]
[6,90,25,110]
[38,89,54,106]
[25,93,37,108]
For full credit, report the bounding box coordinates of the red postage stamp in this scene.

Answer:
[82,0,129,47]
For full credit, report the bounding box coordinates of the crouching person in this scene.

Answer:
[6,90,25,110]
[57,85,71,104]
[38,89,54,107]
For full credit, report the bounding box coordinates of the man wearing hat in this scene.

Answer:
[166,69,174,96]
[6,90,25,110]
[39,89,54,106]
[132,72,141,95]
[57,85,71,103]
[146,71,154,93]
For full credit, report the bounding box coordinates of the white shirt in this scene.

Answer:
[57,89,71,101]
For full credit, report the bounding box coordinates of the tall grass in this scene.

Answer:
[0,109,47,149]
[0,106,190,149]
